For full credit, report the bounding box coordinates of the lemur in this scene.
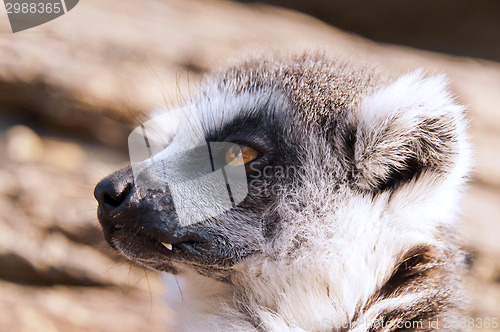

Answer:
[94,53,471,331]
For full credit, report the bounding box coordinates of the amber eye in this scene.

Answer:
[225,144,259,166]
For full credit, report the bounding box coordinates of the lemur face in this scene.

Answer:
[95,55,469,327]
[95,87,309,278]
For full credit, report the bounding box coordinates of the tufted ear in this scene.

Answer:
[352,71,468,191]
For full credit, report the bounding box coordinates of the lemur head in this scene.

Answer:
[95,53,470,329]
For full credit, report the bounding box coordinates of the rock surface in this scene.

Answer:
[0,127,171,331]
[0,0,499,331]
[239,0,500,62]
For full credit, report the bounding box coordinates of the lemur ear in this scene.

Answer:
[352,71,467,191]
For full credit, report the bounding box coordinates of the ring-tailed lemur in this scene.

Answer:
[94,53,471,331]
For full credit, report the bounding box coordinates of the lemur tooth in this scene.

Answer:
[161,242,173,250]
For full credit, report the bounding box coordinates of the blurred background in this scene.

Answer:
[0,0,499,331]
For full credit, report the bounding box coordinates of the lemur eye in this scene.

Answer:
[225,144,259,166]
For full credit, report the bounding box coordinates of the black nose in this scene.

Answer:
[94,170,133,212]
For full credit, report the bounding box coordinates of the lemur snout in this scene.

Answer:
[94,167,139,240]
[94,172,133,213]
[94,166,217,265]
